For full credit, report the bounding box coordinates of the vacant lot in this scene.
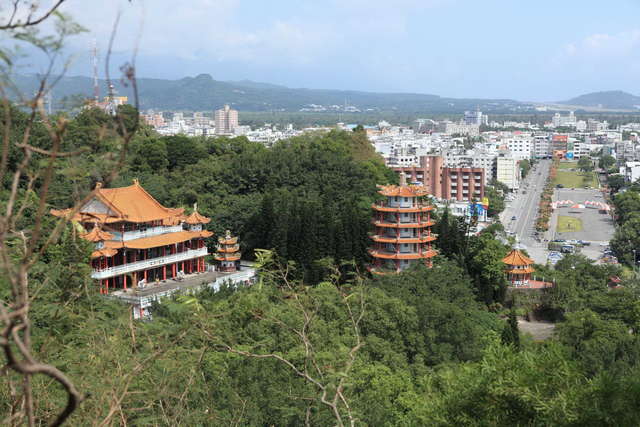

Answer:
[558,161,577,170]
[557,215,583,233]
[554,170,598,188]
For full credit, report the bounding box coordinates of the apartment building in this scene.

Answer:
[533,135,551,158]
[214,104,239,135]
[496,153,519,190]
[392,155,485,201]
[504,135,533,161]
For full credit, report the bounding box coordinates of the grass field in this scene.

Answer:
[553,170,598,188]
[558,161,577,170]
[557,215,583,233]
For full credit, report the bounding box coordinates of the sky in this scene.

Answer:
[9,0,640,101]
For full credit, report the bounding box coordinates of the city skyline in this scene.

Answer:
[26,0,640,102]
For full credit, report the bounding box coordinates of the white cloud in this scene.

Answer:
[562,29,640,59]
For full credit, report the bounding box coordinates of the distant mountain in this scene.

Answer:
[560,91,640,110]
[10,73,533,113]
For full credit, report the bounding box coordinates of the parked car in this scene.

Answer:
[556,184,564,188]
[511,216,517,221]
[578,240,591,246]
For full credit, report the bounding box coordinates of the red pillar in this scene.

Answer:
[162,246,166,280]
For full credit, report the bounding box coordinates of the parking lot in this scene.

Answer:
[551,188,615,261]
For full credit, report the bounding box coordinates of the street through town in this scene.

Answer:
[500,159,552,264]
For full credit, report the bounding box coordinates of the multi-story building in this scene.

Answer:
[464,110,488,126]
[621,161,640,183]
[51,180,213,295]
[504,135,533,161]
[369,174,437,273]
[436,121,480,136]
[141,111,165,128]
[552,111,577,128]
[215,104,239,135]
[551,134,569,157]
[392,155,485,201]
[444,167,485,201]
[496,153,519,190]
[470,152,497,183]
[533,135,551,158]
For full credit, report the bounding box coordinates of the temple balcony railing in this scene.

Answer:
[92,247,208,280]
[109,225,184,242]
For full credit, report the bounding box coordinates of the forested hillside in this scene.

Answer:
[12,72,529,113]
[2,104,640,425]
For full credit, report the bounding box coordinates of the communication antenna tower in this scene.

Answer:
[91,38,99,102]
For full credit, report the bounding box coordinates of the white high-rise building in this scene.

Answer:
[504,136,533,161]
[464,110,488,126]
[215,104,239,135]
[496,153,519,190]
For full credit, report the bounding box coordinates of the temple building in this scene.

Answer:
[215,230,241,272]
[369,173,437,273]
[51,180,212,294]
[502,249,535,286]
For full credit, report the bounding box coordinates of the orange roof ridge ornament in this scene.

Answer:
[184,207,211,225]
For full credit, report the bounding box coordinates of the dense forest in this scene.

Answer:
[2,103,640,425]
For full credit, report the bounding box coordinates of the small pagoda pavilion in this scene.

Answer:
[369,172,437,274]
[215,230,241,272]
[502,249,535,286]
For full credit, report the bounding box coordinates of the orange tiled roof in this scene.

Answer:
[218,230,238,245]
[50,210,124,224]
[91,248,118,259]
[502,249,534,266]
[81,227,114,242]
[95,180,183,223]
[184,210,211,224]
[218,236,238,245]
[102,230,212,250]
[378,184,430,197]
[506,266,535,274]
[51,180,186,224]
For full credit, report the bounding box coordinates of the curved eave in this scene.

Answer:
[371,204,433,213]
[216,246,240,253]
[368,250,438,260]
[372,221,435,228]
[218,238,238,245]
[506,267,535,274]
[214,254,241,261]
[370,235,437,244]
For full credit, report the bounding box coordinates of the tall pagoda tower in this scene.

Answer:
[215,230,241,272]
[369,173,437,273]
[502,249,535,286]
